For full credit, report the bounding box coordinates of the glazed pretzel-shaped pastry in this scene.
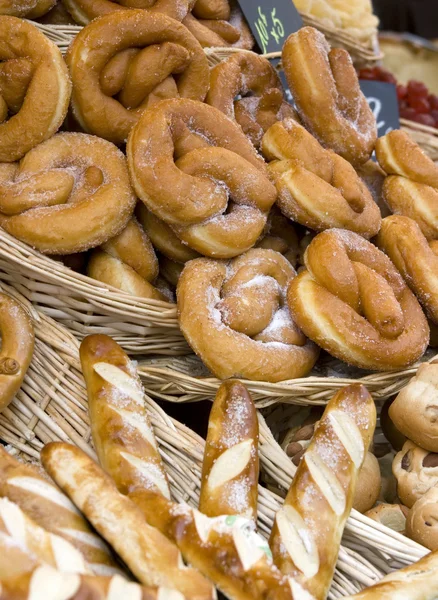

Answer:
[262,119,381,239]
[0,0,56,17]
[0,17,71,163]
[128,99,277,258]
[376,130,438,240]
[62,0,196,24]
[270,384,376,600]
[282,27,376,165]
[67,11,209,146]
[177,248,319,382]
[206,52,297,148]
[199,380,259,522]
[88,218,169,301]
[288,229,429,371]
[0,447,120,576]
[41,442,215,600]
[0,133,136,255]
[377,216,438,324]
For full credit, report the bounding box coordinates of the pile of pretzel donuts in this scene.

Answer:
[0,4,437,384]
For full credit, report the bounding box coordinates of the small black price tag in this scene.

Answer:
[359,80,400,138]
[237,0,303,55]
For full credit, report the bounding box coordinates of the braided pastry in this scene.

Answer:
[0,293,34,412]
[282,27,376,165]
[288,229,429,371]
[88,218,169,301]
[262,120,381,238]
[206,52,297,148]
[377,216,438,325]
[177,248,319,382]
[0,133,136,254]
[376,130,438,241]
[0,17,71,163]
[62,0,196,24]
[270,384,376,600]
[0,0,56,16]
[67,11,209,145]
[128,99,277,258]
[393,440,438,508]
[0,447,121,576]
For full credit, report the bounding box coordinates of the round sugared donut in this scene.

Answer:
[62,0,196,24]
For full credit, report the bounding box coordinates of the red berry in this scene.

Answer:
[411,113,436,127]
[400,107,417,120]
[431,109,438,124]
[381,72,397,84]
[359,68,377,81]
[429,94,438,110]
[407,80,429,98]
[399,100,408,111]
[397,84,408,100]
[410,97,431,113]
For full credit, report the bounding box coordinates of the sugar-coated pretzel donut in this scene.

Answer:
[177,248,319,382]
[282,27,376,166]
[128,99,277,258]
[0,17,71,163]
[0,293,34,413]
[193,0,229,19]
[377,216,438,324]
[256,208,300,267]
[88,218,169,302]
[0,133,136,255]
[393,440,438,508]
[376,130,438,240]
[262,120,381,239]
[62,0,196,24]
[288,229,429,371]
[67,11,209,146]
[0,0,56,17]
[206,52,297,148]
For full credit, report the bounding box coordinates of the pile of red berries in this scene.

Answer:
[358,65,438,128]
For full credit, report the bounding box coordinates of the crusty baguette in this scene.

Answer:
[79,334,170,499]
[40,442,215,600]
[0,447,121,576]
[270,384,376,600]
[199,380,259,521]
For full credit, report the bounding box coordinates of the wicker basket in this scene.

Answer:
[136,351,438,408]
[401,118,438,161]
[0,293,428,596]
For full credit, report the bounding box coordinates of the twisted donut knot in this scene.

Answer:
[377,216,438,325]
[393,440,438,508]
[262,120,381,239]
[66,11,209,146]
[128,99,277,258]
[88,218,170,302]
[376,130,438,241]
[62,0,196,24]
[0,133,136,255]
[0,0,56,17]
[256,208,300,268]
[0,17,71,163]
[206,53,297,149]
[282,27,377,166]
[288,229,429,371]
[177,248,319,382]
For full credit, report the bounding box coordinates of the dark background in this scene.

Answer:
[373,0,438,39]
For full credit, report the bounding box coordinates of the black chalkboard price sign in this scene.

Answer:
[359,80,400,137]
[237,0,303,54]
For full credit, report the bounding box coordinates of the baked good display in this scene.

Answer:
[0,0,56,17]
[282,27,377,165]
[388,363,438,453]
[206,53,297,148]
[256,209,300,268]
[393,440,438,508]
[262,120,381,238]
[67,11,209,145]
[375,130,438,241]
[365,503,408,535]
[0,133,136,254]
[352,452,381,514]
[288,229,429,371]
[406,485,438,551]
[62,0,196,24]
[177,248,319,382]
[128,99,277,258]
[0,17,71,162]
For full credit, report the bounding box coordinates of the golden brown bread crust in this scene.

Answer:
[199,380,259,521]
[282,27,376,166]
[41,442,215,600]
[288,229,429,371]
[128,99,277,258]
[177,248,319,382]
[66,11,209,145]
[207,52,297,148]
[376,130,438,241]
[0,17,71,162]
[352,452,381,514]
[0,133,136,255]
[262,120,381,239]
[0,0,56,17]
[365,503,408,535]
[406,486,438,550]
[0,447,120,576]
[393,440,438,508]
[270,384,376,600]
[62,0,196,24]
